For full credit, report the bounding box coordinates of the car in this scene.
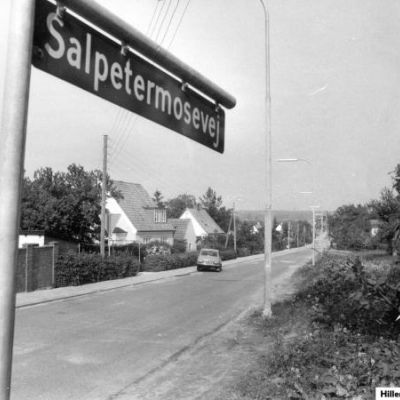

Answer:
[197,248,222,272]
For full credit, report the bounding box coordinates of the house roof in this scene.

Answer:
[112,181,174,232]
[19,230,45,236]
[112,226,127,234]
[183,208,225,234]
[169,218,191,241]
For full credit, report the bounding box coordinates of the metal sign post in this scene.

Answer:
[0,0,235,397]
[0,0,35,398]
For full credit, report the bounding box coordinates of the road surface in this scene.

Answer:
[11,247,312,400]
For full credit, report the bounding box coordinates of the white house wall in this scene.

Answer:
[184,221,197,251]
[106,198,137,243]
[180,209,206,238]
[18,234,45,248]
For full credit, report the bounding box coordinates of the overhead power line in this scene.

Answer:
[148,0,167,38]
[160,0,180,45]
[108,0,192,173]
[155,0,173,42]
[146,0,162,36]
[167,0,191,49]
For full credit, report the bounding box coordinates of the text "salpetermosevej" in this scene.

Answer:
[32,0,225,153]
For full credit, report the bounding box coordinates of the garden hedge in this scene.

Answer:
[55,253,139,287]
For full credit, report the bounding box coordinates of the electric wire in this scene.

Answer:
[148,0,168,39]
[109,0,182,166]
[108,0,191,183]
[154,0,173,43]
[108,116,133,165]
[108,114,139,168]
[166,0,191,49]
[108,126,199,195]
[110,0,180,165]
[109,145,195,197]
[160,0,180,45]
[108,0,163,166]
[146,0,162,36]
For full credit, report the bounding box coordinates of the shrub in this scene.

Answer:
[142,252,198,272]
[171,239,187,254]
[143,240,172,256]
[296,254,400,338]
[219,249,237,261]
[55,253,139,287]
[237,247,251,257]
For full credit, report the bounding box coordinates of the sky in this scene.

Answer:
[1,0,400,212]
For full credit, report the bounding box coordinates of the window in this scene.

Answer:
[154,208,166,223]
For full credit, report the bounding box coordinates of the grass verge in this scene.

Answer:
[221,252,400,400]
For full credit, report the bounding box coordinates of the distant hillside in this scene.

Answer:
[236,210,313,223]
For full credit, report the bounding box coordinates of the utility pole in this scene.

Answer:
[100,135,108,258]
[287,221,291,249]
[258,0,272,318]
[310,205,319,266]
[312,208,315,265]
[233,202,237,253]
[224,212,232,248]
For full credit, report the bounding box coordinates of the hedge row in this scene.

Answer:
[219,249,237,261]
[55,253,139,287]
[142,252,198,272]
[142,249,238,272]
[55,247,241,287]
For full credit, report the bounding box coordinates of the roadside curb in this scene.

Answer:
[15,250,305,309]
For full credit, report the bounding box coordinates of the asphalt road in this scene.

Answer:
[11,247,312,400]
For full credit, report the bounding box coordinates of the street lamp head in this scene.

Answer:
[277,158,299,162]
[277,157,312,165]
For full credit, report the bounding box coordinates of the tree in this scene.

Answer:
[152,189,165,208]
[199,187,231,232]
[20,164,120,243]
[369,188,400,254]
[328,204,372,250]
[235,220,264,254]
[365,164,400,254]
[166,194,197,218]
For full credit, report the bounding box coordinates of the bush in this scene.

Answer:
[78,242,144,261]
[219,249,237,261]
[296,254,400,338]
[142,252,198,272]
[171,239,187,254]
[237,247,251,257]
[143,240,172,256]
[55,253,139,287]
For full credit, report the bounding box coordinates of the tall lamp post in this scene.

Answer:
[310,205,320,266]
[277,158,314,186]
[277,158,318,264]
[258,0,272,318]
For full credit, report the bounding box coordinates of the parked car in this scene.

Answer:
[197,248,222,272]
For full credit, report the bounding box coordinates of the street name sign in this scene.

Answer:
[32,0,225,153]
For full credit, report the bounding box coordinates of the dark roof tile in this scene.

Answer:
[113,181,174,232]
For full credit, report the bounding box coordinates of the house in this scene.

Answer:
[252,222,263,234]
[179,207,225,240]
[18,231,79,254]
[106,181,174,246]
[370,219,380,237]
[168,218,197,252]
[19,230,45,248]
